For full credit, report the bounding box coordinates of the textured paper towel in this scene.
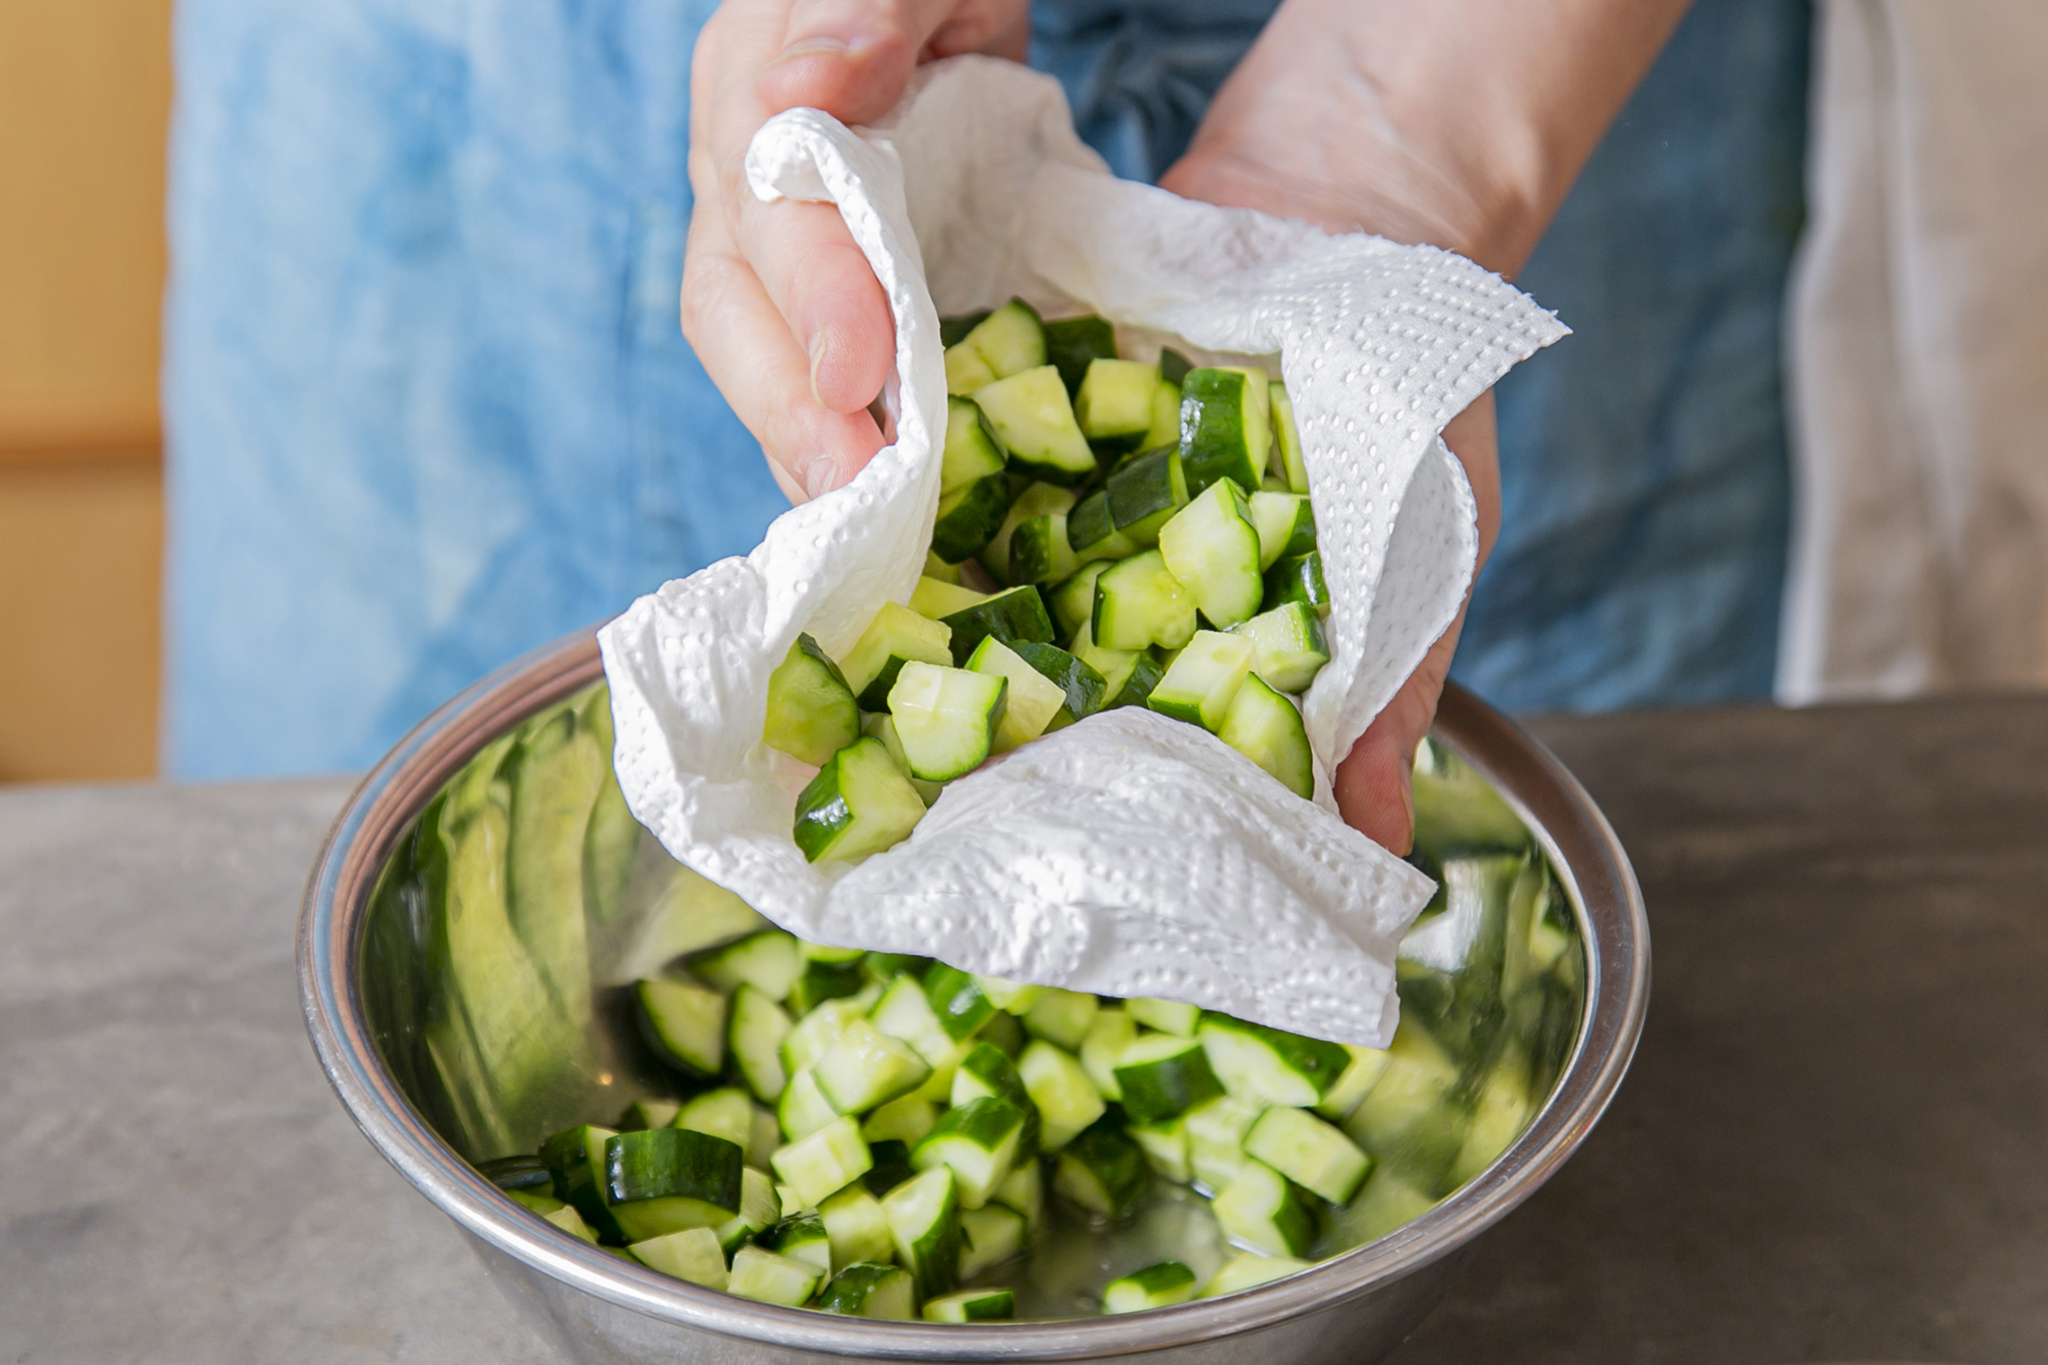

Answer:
[598,57,1566,1045]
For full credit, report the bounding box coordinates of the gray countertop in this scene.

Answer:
[4,696,2045,1364]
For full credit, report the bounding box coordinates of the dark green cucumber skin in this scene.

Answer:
[922,963,995,1040]
[1120,1261,1196,1296]
[1262,551,1330,618]
[815,1263,912,1315]
[1107,649,1167,710]
[1009,516,1072,586]
[1105,447,1186,531]
[865,952,932,984]
[1065,489,1118,553]
[1063,1116,1150,1220]
[939,311,992,348]
[1200,1013,1353,1095]
[792,748,864,861]
[1158,348,1193,387]
[920,1095,1025,1153]
[789,957,866,1015]
[540,1126,625,1242]
[863,1139,917,1197]
[1178,368,1261,497]
[1115,1046,1225,1125]
[763,1212,829,1255]
[1013,643,1107,719]
[1273,504,1318,560]
[604,1127,743,1208]
[957,1041,1041,1153]
[480,1154,554,1191]
[941,587,1056,666]
[931,473,1014,564]
[1043,316,1119,397]
[855,659,918,713]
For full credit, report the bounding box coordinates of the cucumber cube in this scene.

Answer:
[932,473,1013,564]
[637,977,727,1076]
[815,1263,917,1319]
[540,1203,599,1244]
[771,1115,874,1206]
[1179,366,1273,496]
[971,974,1047,1013]
[1183,1093,1261,1191]
[629,1226,728,1289]
[1199,1250,1312,1298]
[812,1020,932,1114]
[910,575,990,620]
[840,602,954,711]
[1012,641,1108,725]
[1197,1013,1352,1108]
[1009,512,1080,586]
[924,1286,1017,1322]
[869,973,959,1066]
[779,996,869,1073]
[762,634,860,766]
[992,1155,1045,1230]
[1244,1105,1373,1204]
[617,1099,681,1132]
[941,584,1058,665]
[818,1184,895,1265]
[727,1244,825,1307]
[974,365,1096,485]
[1102,1260,1198,1313]
[949,1040,1041,1153]
[1261,550,1329,619]
[945,298,1046,394]
[1158,478,1263,628]
[1019,1040,1105,1150]
[776,1068,840,1142]
[860,713,943,807]
[690,929,801,1001]
[1247,491,1317,569]
[676,1086,756,1151]
[1052,1117,1148,1221]
[1106,446,1191,547]
[883,1166,963,1299]
[1217,674,1315,798]
[1093,550,1196,651]
[1076,357,1161,453]
[1114,1032,1226,1125]
[1147,630,1255,732]
[1229,602,1329,694]
[604,1127,745,1241]
[1071,624,1167,710]
[913,1095,1026,1208]
[940,394,1008,493]
[1269,381,1309,495]
[1042,314,1118,395]
[759,1211,833,1273]
[727,985,793,1103]
[1126,997,1202,1036]
[1021,987,1099,1050]
[967,636,1068,751]
[980,481,1077,584]
[860,1093,939,1146]
[792,737,928,861]
[1065,488,1139,563]
[1078,1007,1137,1100]
[1211,1158,1315,1257]
[1127,1116,1192,1183]
[887,662,1006,781]
[1141,376,1182,451]
[1314,1043,1392,1122]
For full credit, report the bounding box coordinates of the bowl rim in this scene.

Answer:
[299,627,1649,1357]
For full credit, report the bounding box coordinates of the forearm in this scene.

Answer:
[1179,0,1695,275]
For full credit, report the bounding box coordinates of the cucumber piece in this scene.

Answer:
[1141,376,1182,451]
[887,662,1005,781]
[941,395,1009,493]
[813,1020,932,1115]
[1183,1093,1261,1191]
[1008,512,1081,587]
[481,1154,555,1191]
[1157,347,1194,386]
[1114,1032,1226,1125]
[637,977,727,1077]
[1314,1043,1393,1122]
[1127,1116,1192,1182]
[861,1093,939,1147]
[1158,478,1263,628]
[869,973,959,1067]
[780,997,869,1074]
[1146,630,1255,732]
[924,551,964,584]
[1106,446,1191,547]
[727,1244,825,1307]
[860,713,944,807]
[931,474,1014,564]
[1019,1040,1105,1150]
[1021,987,1099,1050]
[815,1263,917,1319]
[1012,641,1108,723]
[949,1040,1041,1154]
[1045,563,1106,637]
[924,1286,1017,1322]
[1211,1158,1314,1258]
[792,737,928,862]
[760,1211,834,1273]
[980,481,1077,585]
[617,1100,681,1132]
[939,309,991,349]
[1078,1007,1136,1101]
[630,1225,729,1289]
[1331,1168,1439,1247]
[1126,998,1201,1037]
[1102,1261,1197,1314]
[537,1203,596,1243]
[1269,382,1309,494]
[865,951,934,985]
[1178,366,1273,496]
[1244,1106,1373,1204]
[972,974,1046,1014]
[992,1155,1045,1230]
[1247,491,1316,570]
[762,635,860,766]
[913,1096,1026,1209]
[921,961,997,1041]
[691,930,802,1001]
[676,1087,756,1151]
[1199,1250,1311,1298]
[910,575,990,621]
[957,1202,1027,1280]
[1042,314,1118,396]
[966,636,1068,751]
[1053,1117,1148,1221]
[1065,488,1139,564]
[771,1115,874,1206]
[1197,1013,1351,1107]
[1229,602,1329,694]
[841,602,954,711]
[604,1127,745,1241]
[882,1166,963,1300]
[786,952,868,1018]
[716,1165,781,1252]
[819,1184,895,1265]
[539,1124,625,1242]
[1070,623,1167,710]
[777,1068,840,1142]
[1076,358,1162,454]
[863,1138,914,1197]
[1261,550,1329,618]
[1093,550,1196,651]
[940,584,1057,665]
[1217,673,1314,798]
[981,1008,1028,1056]
[945,298,1046,394]
[973,366,1096,485]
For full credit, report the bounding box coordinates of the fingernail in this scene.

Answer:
[808,333,829,405]
[770,36,848,66]
[800,452,840,500]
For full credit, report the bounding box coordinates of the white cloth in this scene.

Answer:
[1780,0,2048,701]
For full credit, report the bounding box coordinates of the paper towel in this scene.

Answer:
[598,57,1565,1046]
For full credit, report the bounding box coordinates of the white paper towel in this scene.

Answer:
[598,57,1565,1046]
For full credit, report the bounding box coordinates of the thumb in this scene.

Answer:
[758,0,1024,124]
[1334,605,1464,856]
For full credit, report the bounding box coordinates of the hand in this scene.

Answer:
[681,0,1030,504]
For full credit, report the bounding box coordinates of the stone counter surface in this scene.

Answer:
[3,697,2045,1364]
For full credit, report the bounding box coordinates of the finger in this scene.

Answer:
[757,0,1026,119]
[736,196,897,415]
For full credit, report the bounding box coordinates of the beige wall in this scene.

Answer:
[0,0,173,782]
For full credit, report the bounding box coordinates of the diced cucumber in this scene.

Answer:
[883,1166,963,1299]
[950,1040,1041,1154]
[728,1244,825,1307]
[541,1203,599,1243]
[1093,550,1196,651]
[819,1184,895,1266]
[945,298,1046,395]
[1009,512,1080,586]
[860,1093,939,1148]
[924,550,964,584]
[992,1155,1045,1230]
[887,662,1005,782]
[772,1115,873,1207]
[980,482,1077,584]
[1247,491,1316,570]
[914,1096,1026,1209]
[1103,1261,1197,1314]
[637,977,727,1077]
[604,1127,744,1241]
[1183,1093,1261,1191]
[910,574,990,621]
[870,974,957,1066]
[924,1286,1017,1322]
[780,996,868,1073]
[777,1068,840,1142]
[1126,998,1201,1037]
[1158,477,1263,628]
[1268,382,1309,495]
[840,602,954,711]
[1314,1044,1392,1122]
[919,961,996,1041]
[1197,1013,1351,1108]
[1157,346,1194,386]
[1128,1116,1192,1182]
[719,1165,782,1250]
[1244,1106,1372,1204]
[815,1263,917,1319]
[1065,488,1139,564]
[1261,550,1329,619]
[1146,629,1255,732]
[939,309,992,349]
[1178,366,1272,496]
[691,930,801,1001]
[760,1211,834,1273]
[932,473,1014,564]
[1141,376,1182,451]
[727,985,793,1103]
[1070,623,1167,710]
[1449,1055,1535,1187]
[762,635,860,766]
[1019,1041,1106,1151]
[750,1105,782,1169]
[865,1139,918,1198]
[1332,1168,1439,1247]
[941,395,1008,493]
[1114,1032,1226,1125]
[813,1021,932,1115]
[506,1189,559,1222]
[1211,1159,1314,1258]
[974,366,1096,485]
[630,1225,728,1289]
[1218,673,1314,799]
[792,737,928,862]
[1053,1117,1148,1221]
[618,1099,681,1132]
[1042,314,1118,396]
[1021,988,1099,1050]
[676,1087,755,1151]
[973,974,1046,1014]
[1078,1007,1137,1100]
[1012,641,1107,723]
[941,584,1057,665]
[1199,1250,1311,1298]
[861,713,944,807]
[967,637,1068,751]
[540,1124,624,1242]
[1229,602,1329,694]
[788,952,868,1016]
[1106,446,1191,548]
[1076,358,1161,454]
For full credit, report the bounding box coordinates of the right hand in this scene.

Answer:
[682,0,1031,505]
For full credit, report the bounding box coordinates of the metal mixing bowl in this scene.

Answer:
[300,629,1648,1364]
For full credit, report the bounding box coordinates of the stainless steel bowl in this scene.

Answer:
[300,629,1648,1364]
